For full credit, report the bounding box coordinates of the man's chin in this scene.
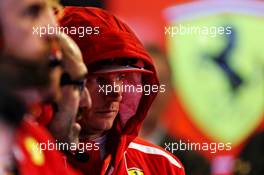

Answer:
[70,123,81,144]
[79,118,115,137]
[98,121,114,131]
[71,138,80,146]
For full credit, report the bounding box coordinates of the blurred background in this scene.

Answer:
[61,1,264,175]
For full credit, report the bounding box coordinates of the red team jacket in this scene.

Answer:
[61,7,185,175]
[15,119,80,175]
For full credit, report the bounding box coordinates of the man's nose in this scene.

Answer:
[38,7,58,40]
[79,87,92,109]
[105,80,122,102]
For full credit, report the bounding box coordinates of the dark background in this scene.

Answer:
[60,0,106,8]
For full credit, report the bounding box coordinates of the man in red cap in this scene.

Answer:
[61,7,185,175]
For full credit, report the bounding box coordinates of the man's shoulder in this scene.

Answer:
[127,137,183,169]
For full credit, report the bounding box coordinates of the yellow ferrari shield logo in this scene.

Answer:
[128,168,144,175]
[24,137,45,166]
[166,2,264,146]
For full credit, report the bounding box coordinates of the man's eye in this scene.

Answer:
[75,85,84,92]
[73,84,85,95]
[23,4,43,18]
[117,74,126,81]
[96,77,107,85]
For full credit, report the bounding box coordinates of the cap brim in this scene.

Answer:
[91,65,153,74]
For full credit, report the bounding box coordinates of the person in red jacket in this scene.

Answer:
[0,0,82,174]
[14,32,90,175]
[61,7,185,175]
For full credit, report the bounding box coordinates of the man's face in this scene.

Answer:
[79,73,123,136]
[0,0,57,60]
[52,69,91,144]
[56,78,91,144]
[49,33,91,145]
[0,0,61,104]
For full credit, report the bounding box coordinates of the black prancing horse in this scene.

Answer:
[208,27,243,90]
